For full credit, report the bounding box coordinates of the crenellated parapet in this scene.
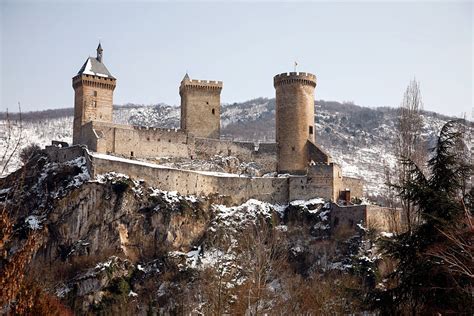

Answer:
[179,79,223,94]
[273,72,316,88]
[73,74,116,90]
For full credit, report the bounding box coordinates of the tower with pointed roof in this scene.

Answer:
[179,73,223,139]
[72,43,116,145]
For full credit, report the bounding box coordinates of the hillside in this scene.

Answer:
[0,99,451,197]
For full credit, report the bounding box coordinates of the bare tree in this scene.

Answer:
[1,103,24,176]
[395,79,425,233]
[232,220,286,315]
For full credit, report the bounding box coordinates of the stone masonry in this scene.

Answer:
[180,74,223,139]
[274,72,317,175]
[71,44,364,202]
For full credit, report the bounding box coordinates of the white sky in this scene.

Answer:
[1,1,472,117]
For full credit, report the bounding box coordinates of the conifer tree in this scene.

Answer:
[372,120,473,314]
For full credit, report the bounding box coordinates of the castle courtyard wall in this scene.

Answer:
[90,153,289,205]
[194,138,277,173]
[79,121,278,173]
[81,122,191,159]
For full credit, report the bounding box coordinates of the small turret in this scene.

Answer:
[182,72,190,82]
[96,42,103,62]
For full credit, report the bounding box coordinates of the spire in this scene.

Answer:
[96,42,103,63]
[182,72,190,82]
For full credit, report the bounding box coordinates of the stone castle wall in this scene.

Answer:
[79,121,279,173]
[288,163,364,202]
[330,204,367,234]
[80,122,191,159]
[194,138,277,174]
[90,152,289,205]
[330,203,400,234]
[44,146,392,234]
[341,176,364,199]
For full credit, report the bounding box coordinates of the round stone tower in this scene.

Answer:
[274,72,317,175]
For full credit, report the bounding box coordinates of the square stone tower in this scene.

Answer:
[72,43,116,145]
[179,74,223,139]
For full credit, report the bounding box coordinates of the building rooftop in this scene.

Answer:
[77,57,115,79]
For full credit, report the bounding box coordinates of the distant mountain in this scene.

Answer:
[0,98,454,197]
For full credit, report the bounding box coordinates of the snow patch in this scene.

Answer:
[25,215,42,230]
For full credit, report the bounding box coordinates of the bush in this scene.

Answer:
[19,143,41,164]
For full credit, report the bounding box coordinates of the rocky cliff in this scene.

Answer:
[1,153,377,314]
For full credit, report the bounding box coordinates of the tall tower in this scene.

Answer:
[179,74,223,139]
[274,72,317,174]
[72,43,116,145]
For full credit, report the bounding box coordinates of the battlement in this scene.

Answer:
[180,79,223,92]
[72,74,116,90]
[273,72,316,88]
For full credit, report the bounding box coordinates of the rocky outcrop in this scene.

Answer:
[1,154,371,315]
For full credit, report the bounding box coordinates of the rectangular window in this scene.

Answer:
[309,126,313,134]
[93,91,97,97]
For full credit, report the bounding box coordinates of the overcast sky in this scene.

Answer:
[1,1,472,116]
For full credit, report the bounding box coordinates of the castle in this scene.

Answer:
[66,43,363,204]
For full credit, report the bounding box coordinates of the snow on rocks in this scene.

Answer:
[95,172,129,183]
[25,215,43,230]
[380,231,394,238]
[211,199,279,231]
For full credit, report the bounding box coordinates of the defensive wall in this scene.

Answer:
[78,121,279,173]
[78,122,363,198]
[42,145,397,232]
[80,121,191,158]
[193,138,277,174]
[330,203,401,234]
[43,145,363,205]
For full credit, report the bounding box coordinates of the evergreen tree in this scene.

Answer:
[371,120,473,314]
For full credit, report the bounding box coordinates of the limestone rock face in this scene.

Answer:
[39,179,211,267]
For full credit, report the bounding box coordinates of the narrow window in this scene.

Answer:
[130,151,134,157]
[93,91,97,97]
[292,146,295,151]
[309,126,313,134]
[212,108,215,115]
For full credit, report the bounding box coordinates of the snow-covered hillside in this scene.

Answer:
[0,99,452,197]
